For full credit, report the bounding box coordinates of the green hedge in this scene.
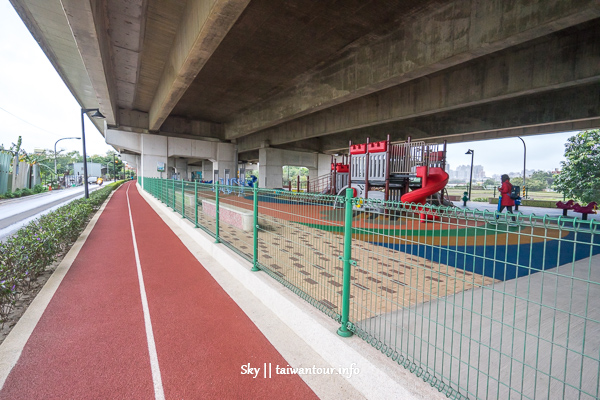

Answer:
[0,180,124,322]
[488,198,557,208]
[0,184,48,199]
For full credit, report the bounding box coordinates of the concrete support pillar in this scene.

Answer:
[120,154,138,169]
[259,148,284,189]
[174,158,188,180]
[317,154,331,177]
[307,154,332,182]
[212,142,236,183]
[258,148,328,189]
[202,160,213,181]
[140,134,168,187]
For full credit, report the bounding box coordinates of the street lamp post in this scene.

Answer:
[81,108,105,198]
[54,137,81,183]
[466,149,474,201]
[517,136,526,198]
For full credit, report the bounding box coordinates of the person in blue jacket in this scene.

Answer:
[247,175,258,187]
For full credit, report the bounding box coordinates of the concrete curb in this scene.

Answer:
[138,183,445,400]
[0,184,123,390]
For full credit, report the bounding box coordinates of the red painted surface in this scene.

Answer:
[1,183,154,399]
[367,140,387,153]
[350,143,367,154]
[1,181,316,399]
[400,166,449,205]
[126,183,316,399]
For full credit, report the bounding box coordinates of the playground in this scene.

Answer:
[138,135,600,399]
[144,175,600,399]
[200,134,600,284]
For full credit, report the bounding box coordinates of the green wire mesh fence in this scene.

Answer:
[140,178,600,399]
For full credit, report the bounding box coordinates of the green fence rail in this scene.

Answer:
[140,177,600,400]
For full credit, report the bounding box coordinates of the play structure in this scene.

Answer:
[557,200,598,219]
[309,136,449,207]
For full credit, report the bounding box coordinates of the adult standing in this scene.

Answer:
[498,174,516,220]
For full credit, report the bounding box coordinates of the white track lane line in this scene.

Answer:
[126,184,165,400]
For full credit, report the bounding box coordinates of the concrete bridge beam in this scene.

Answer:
[315,83,600,152]
[148,0,250,131]
[106,129,237,185]
[226,0,600,140]
[61,0,118,125]
[237,22,600,154]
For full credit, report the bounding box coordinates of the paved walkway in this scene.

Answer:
[0,181,317,399]
[370,253,600,399]
[460,201,600,222]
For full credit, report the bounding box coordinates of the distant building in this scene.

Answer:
[450,164,486,182]
[473,165,485,181]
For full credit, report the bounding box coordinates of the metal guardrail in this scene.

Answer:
[140,177,600,399]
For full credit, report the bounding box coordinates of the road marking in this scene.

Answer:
[126,184,165,400]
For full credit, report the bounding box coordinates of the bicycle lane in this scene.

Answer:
[126,183,317,398]
[0,183,155,399]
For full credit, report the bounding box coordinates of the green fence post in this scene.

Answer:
[195,180,198,227]
[172,179,175,210]
[181,179,185,218]
[215,181,220,243]
[252,185,260,271]
[337,187,354,337]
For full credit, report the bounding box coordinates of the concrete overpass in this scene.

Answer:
[10,0,600,187]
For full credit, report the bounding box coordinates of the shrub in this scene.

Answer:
[0,185,48,200]
[33,184,47,194]
[0,180,124,323]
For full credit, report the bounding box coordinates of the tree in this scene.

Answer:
[553,129,600,204]
[511,177,523,188]
[282,165,309,185]
[531,170,554,187]
[483,178,497,187]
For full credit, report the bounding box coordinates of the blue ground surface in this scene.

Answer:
[381,230,600,281]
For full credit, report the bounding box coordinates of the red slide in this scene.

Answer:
[401,166,449,205]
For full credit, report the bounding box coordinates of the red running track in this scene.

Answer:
[1,181,316,399]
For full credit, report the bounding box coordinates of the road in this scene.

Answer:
[0,184,104,241]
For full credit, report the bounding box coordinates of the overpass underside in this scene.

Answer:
[9,0,600,186]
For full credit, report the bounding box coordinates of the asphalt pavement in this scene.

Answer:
[0,184,104,241]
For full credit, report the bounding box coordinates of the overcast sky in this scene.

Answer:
[0,1,113,158]
[0,0,576,176]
